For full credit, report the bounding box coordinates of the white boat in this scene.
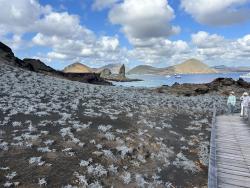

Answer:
[165,75,171,78]
[174,74,181,78]
[240,73,250,78]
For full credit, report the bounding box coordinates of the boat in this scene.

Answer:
[174,74,181,78]
[165,75,171,78]
[240,73,250,78]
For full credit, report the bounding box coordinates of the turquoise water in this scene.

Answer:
[113,73,250,88]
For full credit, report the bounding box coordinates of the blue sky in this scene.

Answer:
[0,0,250,69]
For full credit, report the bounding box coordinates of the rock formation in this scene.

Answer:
[23,58,55,73]
[156,78,250,96]
[118,64,126,78]
[100,68,111,78]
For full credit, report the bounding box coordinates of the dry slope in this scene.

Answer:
[63,63,92,73]
[173,59,217,74]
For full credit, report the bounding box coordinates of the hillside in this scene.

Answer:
[128,59,216,75]
[173,59,217,74]
[127,65,165,75]
[63,62,92,73]
[213,65,250,73]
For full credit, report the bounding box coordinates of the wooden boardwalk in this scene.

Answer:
[209,114,250,188]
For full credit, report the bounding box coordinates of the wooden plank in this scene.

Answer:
[218,182,250,188]
[209,113,250,187]
[217,163,250,173]
[218,172,250,183]
[218,168,250,178]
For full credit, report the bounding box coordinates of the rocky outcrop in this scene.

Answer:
[156,78,250,96]
[0,42,111,85]
[0,42,33,70]
[23,58,55,73]
[119,64,126,78]
[102,64,142,82]
[100,68,111,78]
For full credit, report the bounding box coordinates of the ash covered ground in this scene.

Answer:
[0,63,227,188]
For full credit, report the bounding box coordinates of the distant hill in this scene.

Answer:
[212,65,250,73]
[63,62,92,73]
[127,65,167,75]
[173,59,217,74]
[128,59,217,75]
[63,63,123,74]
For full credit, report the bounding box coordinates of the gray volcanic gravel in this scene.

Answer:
[0,63,227,187]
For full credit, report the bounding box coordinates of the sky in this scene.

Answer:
[0,0,250,70]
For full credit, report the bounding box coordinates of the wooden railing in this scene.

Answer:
[208,103,218,188]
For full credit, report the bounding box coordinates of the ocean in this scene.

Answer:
[112,73,250,88]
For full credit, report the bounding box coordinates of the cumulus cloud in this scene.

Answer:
[191,31,250,65]
[0,0,51,34]
[35,12,94,39]
[106,0,184,66]
[92,0,121,10]
[191,31,225,48]
[32,32,128,66]
[181,0,250,26]
[129,38,190,65]
[109,0,180,41]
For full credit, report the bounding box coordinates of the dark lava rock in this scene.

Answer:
[23,58,55,73]
[156,77,250,96]
[0,42,32,69]
[237,78,250,88]
[210,77,236,86]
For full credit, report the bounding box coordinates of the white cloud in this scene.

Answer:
[109,0,180,41]
[181,0,250,26]
[0,0,51,34]
[191,31,225,48]
[237,34,250,52]
[106,0,183,66]
[47,52,69,60]
[129,38,190,65]
[35,12,94,40]
[92,0,121,10]
[191,31,250,65]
